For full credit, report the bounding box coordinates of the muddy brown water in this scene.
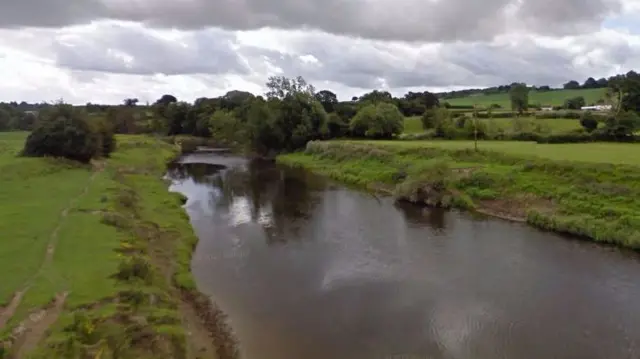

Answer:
[167,152,640,359]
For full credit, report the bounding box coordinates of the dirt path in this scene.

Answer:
[9,292,68,359]
[0,170,99,332]
[0,291,26,329]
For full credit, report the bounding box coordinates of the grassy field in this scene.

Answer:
[403,116,583,135]
[0,132,230,358]
[443,88,607,108]
[354,140,640,165]
[278,140,640,249]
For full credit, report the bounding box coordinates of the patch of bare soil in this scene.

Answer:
[477,195,555,222]
[452,166,483,178]
[0,291,26,330]
[8,292,68,359]
[180,300,219,359]
[182,291,238,359]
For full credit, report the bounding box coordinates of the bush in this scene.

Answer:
[22,104,101,163]
[455,116,467,129]
[350,103,404,138]
[463,118,488,139]
[580,112,599,132]
[535,111,582,119]
[536,132,593,144]
[94,118,117,157]
[476,111,532,119]
[421,109,437,129]
[209,109,246,146]
[565,96,586,110]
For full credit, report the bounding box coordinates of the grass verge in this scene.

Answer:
[0,133,236,359]
[277,140,640,250]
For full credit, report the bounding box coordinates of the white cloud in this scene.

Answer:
[0,0,638,104]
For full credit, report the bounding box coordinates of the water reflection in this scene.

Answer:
[168,153,640,359]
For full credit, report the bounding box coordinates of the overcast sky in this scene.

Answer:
[0,0,639,104]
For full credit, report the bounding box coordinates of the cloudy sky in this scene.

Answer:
[0,0,639,104]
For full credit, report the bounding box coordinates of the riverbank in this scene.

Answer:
[277,140,640,250]
[0,133,235,358]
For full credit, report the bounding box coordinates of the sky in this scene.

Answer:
[0,0,639,104]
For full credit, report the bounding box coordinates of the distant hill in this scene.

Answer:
[442,88,607,108]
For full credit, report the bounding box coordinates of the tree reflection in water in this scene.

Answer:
[169,156,327,246]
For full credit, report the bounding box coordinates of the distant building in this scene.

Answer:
[581,105,612,111]
[540,107,553,111]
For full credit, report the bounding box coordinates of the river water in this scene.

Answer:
[167,152,640,359]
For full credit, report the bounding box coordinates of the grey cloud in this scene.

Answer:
[0,0,622,41]
[256,32,635,93]
[516,0,620,35]
[0,0,106,28]
[53,24,249,75]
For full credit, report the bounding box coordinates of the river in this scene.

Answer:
[167,152,640,359]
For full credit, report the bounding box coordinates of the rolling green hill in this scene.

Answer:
[443,88,607,108]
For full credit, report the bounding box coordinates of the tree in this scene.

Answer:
[315,90,339,113]
[22,104,101,163]
[358,90,393,105]
[421,108,450,130]
[509,83,529,114]
[20,112,38,131]
[350,103,403,138]
[596,77,609,88]
[619,70,640,113]
[582,77,598,89]
[565,96,586,110]
[598,111,640,139]
[106,106,138,134]
[210,110,245,145]
[266,76,315,100]
[155,94,177,106]
[164,102,191,136]
[123,98,139,107]
[94,118,116,157]
[404,91,439,109]
[334,102,358,123]
[538,85,551,92]
[0,108,10,131]
[219,90,254,111]
[399,91,439,116]
[563,80,581,90]
[327,113,349,138]
[580,112,598,132]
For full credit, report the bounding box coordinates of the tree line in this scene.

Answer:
[438,75,613,100]
[7,70,640,163]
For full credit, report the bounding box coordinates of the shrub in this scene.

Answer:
[421,109,437,129]
[565,96,586,110]
[463,118,488,139]
[536,132,593,144]
[22,104,100,163]
[434,119,460,139]
[455,116,467,129]
[350,103,404,138]
[94,118,117,157]
[535,111,582,119]
[580,112,599,132]
[209,110,245,146]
